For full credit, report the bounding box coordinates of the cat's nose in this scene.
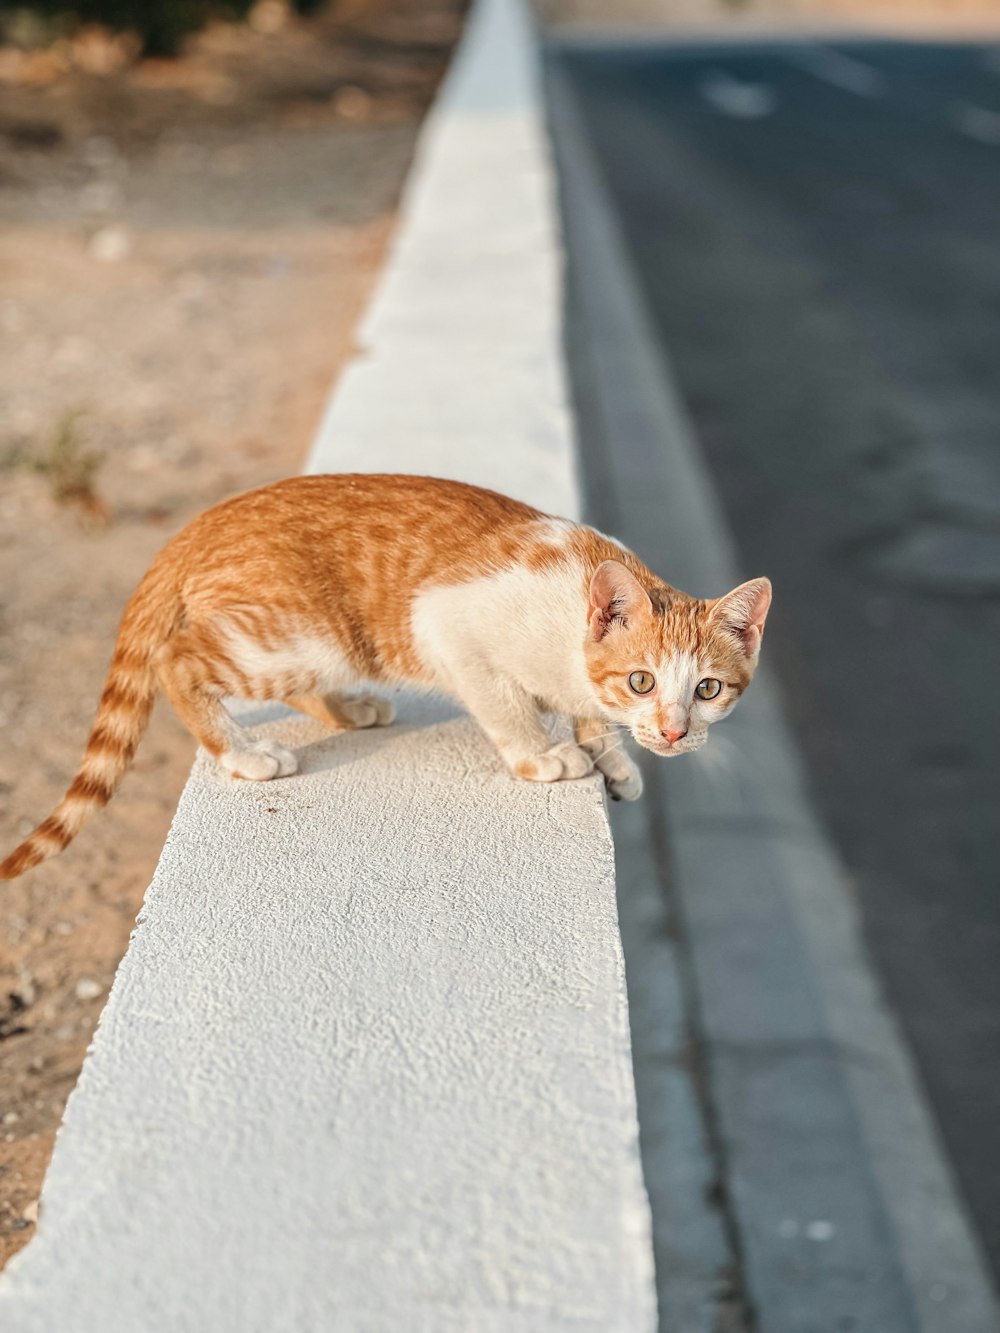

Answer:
[661,728,687,745]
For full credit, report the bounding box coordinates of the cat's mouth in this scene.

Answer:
[635,731,707,758]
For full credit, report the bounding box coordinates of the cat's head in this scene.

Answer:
[584,560,771,757]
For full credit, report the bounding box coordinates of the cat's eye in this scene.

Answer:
[628,671,656,695]
[696,678,722,700]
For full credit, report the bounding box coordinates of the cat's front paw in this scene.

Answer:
[604,757,643,802]
[577,728,643,801]
[514,741,595,785]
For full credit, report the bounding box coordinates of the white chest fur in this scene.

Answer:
[411,563,597,717]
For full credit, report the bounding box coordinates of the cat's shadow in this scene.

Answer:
[226,691,474,780]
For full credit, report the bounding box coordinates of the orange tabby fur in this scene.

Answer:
[0,474,770,878]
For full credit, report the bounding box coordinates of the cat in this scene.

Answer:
[0,474,771,879]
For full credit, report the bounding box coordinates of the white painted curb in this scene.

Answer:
[0,1,656,1328]
[309,0,578,514]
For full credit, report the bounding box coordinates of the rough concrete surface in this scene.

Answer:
[0,704,652,1332]
[0,0,656,1328]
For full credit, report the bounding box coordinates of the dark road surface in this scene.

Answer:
[557,39,1000,1274]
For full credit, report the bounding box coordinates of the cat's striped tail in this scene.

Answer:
[0,579,176,880]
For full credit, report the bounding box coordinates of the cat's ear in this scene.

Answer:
[589,561,652,641]
[710,578,772,659]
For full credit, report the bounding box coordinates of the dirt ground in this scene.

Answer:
[0,0,465,1270]
[543,0,1000,33]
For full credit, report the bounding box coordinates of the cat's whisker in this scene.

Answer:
[572,725,628,776]
[581,727,626,747]
[692,732,748,807]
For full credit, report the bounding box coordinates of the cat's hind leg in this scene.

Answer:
[575,717,642,801]
[156,631,298,781]
[286,693,395,730]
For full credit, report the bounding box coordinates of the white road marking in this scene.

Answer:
[790,46,886,97]
[951,101,1000,144]
[699,70,776,119]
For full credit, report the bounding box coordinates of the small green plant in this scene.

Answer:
[35,411,104,509]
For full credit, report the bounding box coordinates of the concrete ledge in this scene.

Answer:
[0,3,655,1328]
[2,705,650,1331]
[309,0,576,510]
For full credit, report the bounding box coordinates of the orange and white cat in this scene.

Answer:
[0,474,770,879]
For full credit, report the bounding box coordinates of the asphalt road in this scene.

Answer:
[557,39,1000,1276]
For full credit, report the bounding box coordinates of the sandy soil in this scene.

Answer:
[0,0,465,1270]
[543,0,1000,35]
